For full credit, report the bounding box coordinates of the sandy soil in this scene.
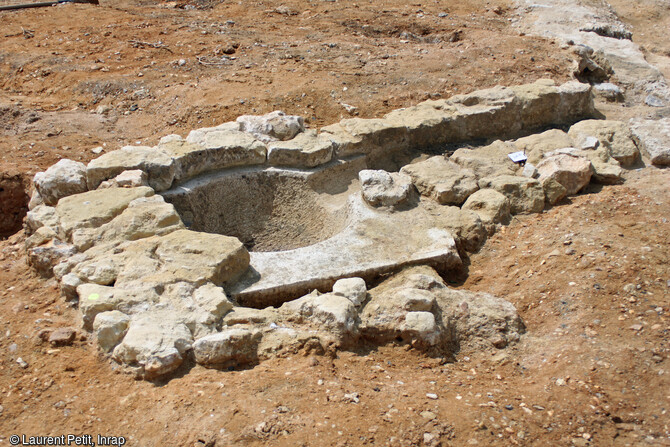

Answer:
[0,0,669,446]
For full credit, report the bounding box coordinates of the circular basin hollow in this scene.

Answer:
[162,168,353,252]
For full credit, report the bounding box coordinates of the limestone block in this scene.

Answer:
[359,169,412,207]
[542,177,568,205]
[536,153,593,195]
[514,129,574,164]
[237,110,305,143]
[55,186,154,236]
[450,140,520,179]
[568,120,639,166]
[193,328,262,366]
[462,189,511,225]
[322,118,408,157]
[478,175,545,214]
[166,131,267,183]
[400,156,478,205]
[86,146,175,191]
[267,130,334,168]
[33,159,87,206]
[71,195,183,251]
[439,206,488,252]
[331,277,367,307]
[112,312,193,378]
[630,118,670,166]
[401,311,441,346]
[93,310,130,352]
[99,169,148,189]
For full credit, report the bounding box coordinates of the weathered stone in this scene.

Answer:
[86,146,175,191]
[383,100,459,148]
[48,327,77,346]
[542,177,568,205]
[99,169,148,189]
[76,284,117,329]
[553,147,623,184]
[593,83,624,102]
[630,118,670,166]
[73,229,249,289]
[25,205,60,236]
[193,283,234,319]
[33,159,87,206]
[237,111,304,143]
[282,292,358,337]
[193,328,261,366]
[514,129,574,164]
[112,312,193,378]
[167,131,267,182]
[56,186,154,236]
[392,288,436,311]
[28,189,43,210]
[71,195,183,251]
[521,162,539,179]
[27,236,77,278]
[223,307,280,326]
[184,121,240,143]
[462,189,511,225]
[401,311,440,345]
[331,277,367,307]
[321,118,409,159]
[440,206,487,252]
[536,153,592,195]
[568,120,639,166]
[478,175,545,214]
[450,140,520,179]
[267,130,334,168]
[359,170,413,207]
[93,310,130,353]
[400,156,478,205]
[60,273,82,301]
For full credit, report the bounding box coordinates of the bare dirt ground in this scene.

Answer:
[1,0,669,446]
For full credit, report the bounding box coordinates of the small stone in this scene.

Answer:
[48,327,77,346]
[91,146,104,155]
[178,59,186,66]
[16,357,28,368]
[505,404,513,410]
[426,393,438,400]
[629,324,643,331]
[343,392,360,403]
[556,378,566,386]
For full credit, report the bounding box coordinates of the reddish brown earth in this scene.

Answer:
[1,0,669,446]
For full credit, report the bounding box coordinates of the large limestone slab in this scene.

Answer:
[71,195,184,251]
[228,194,462,308]
[164,131,267,183]
[630,118,670,166]
[56,186,154,236]
[267,130,334,168]
[72,229,249,290]
[321,118,409,158]
[86,146,175,191]
[401,156,478,205]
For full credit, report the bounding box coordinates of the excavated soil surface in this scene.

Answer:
[1,0,669,445]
